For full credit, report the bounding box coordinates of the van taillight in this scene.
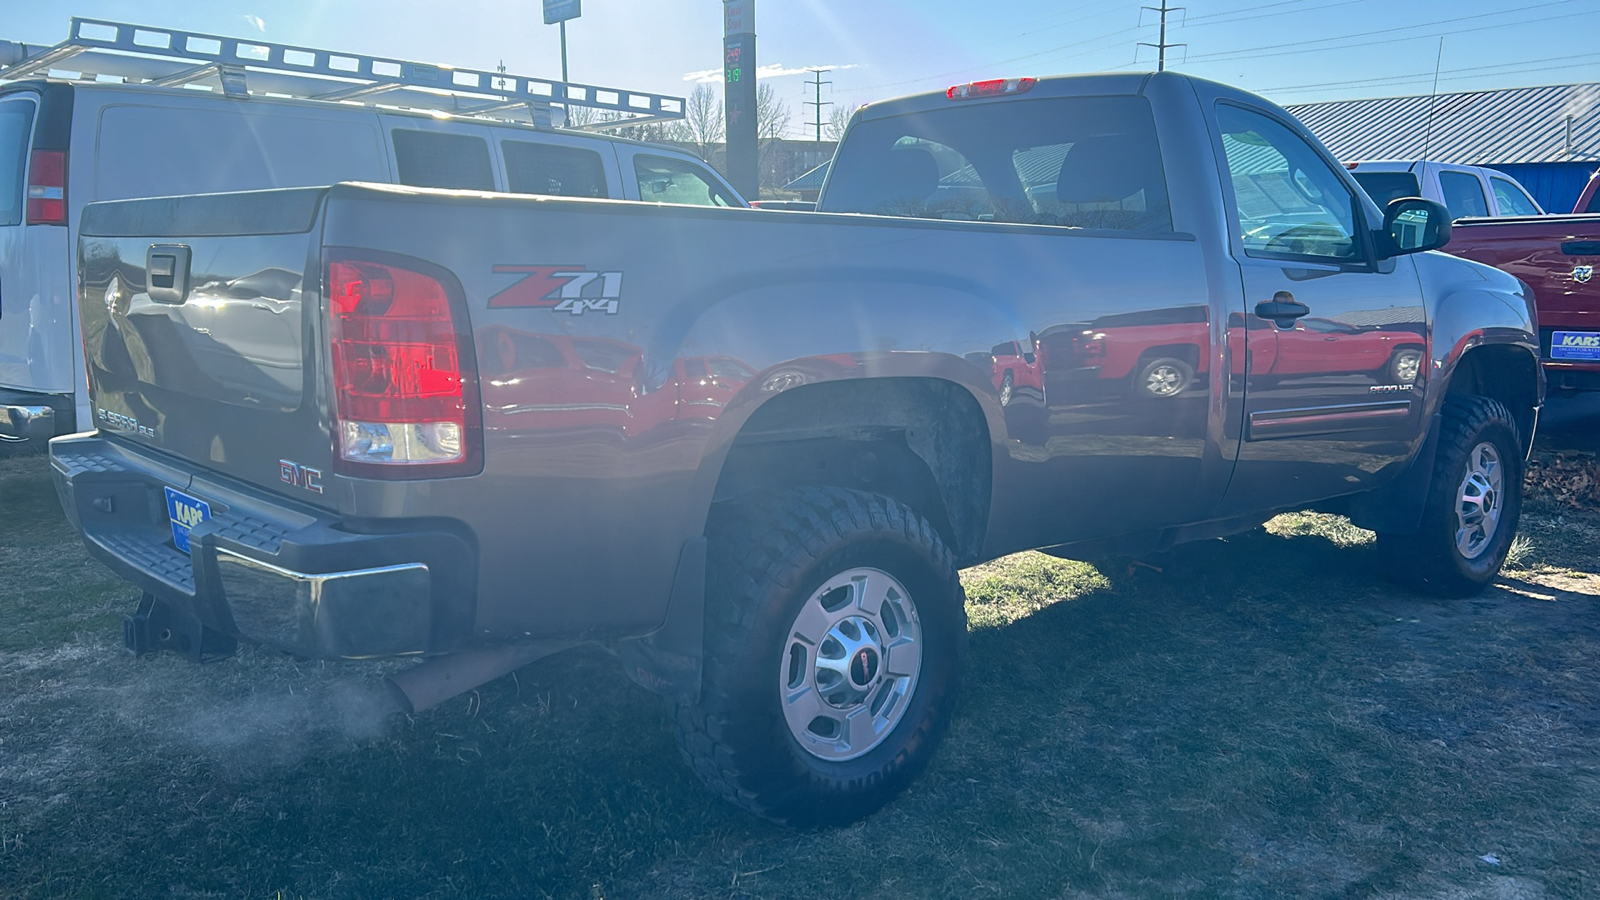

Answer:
[326,255,480,476]
[26,150,66,225]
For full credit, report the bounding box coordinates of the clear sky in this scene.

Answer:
[8,0,1599,136]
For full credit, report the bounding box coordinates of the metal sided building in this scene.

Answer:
[1286,83,1600,213]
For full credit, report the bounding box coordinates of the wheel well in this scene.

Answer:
[1444,345,1539,454]
[711,378,992,564]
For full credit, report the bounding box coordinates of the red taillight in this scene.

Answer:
[326,256,479,475]
[946,77,1036,100]
[1345,162,1359,170]
[26,150,66,225]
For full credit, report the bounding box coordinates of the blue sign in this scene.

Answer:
[164,487,211,555]
[543,0,581,24]
[1551,331,1600,361]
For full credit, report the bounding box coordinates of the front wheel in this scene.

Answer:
[1377,396,1524,596]
[675,487,966,826]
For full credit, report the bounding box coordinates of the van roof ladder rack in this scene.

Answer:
[0,18,685,129]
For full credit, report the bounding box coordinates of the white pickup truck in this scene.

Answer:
[1346,160,1543,219]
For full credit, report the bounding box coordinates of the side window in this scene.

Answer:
[1438,171,1489,219]
[1489,177,1540,216]
[0,98,36,227]
[392,129,494,191]
[633,155,738,207]
[1351,171,1421,210]
[1216,104,1360,262]
[503,141,608,198]
[822,96,1172,232]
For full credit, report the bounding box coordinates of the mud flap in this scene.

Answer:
[1346,410,1443,534]
[616,536,705,704]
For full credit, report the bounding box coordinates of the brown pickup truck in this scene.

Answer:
[1445,215,1600,392]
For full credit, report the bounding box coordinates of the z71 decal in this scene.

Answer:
[488,265,623,314]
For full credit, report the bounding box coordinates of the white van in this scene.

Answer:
[1346,160,1543,220]
[0,21,740,452]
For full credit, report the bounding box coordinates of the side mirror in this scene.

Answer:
[1376,197,1452,258]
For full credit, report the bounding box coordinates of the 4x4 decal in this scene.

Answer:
[488,265,623,314]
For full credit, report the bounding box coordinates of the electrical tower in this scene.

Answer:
[1138,0,1185,73]
[803,68,832,142]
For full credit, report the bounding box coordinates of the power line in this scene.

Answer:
[803,68,832,142]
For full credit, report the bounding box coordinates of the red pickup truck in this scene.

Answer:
[1445,216,1600,392]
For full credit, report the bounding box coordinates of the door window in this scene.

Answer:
[392,129,494,191]
[633,155,738,207]
[503,141,608,198]
[1438,171,1489,218]
[0,98,35,227]
[1489,177,1540,216]
[1216,104,1360,262]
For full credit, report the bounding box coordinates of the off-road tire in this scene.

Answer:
[674,486,966,827]
[1377,396,1523,597]
[1136,356,1194,399]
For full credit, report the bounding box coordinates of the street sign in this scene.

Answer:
[543,0,581,25]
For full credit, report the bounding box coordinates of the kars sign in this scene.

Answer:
[544,0,581,25]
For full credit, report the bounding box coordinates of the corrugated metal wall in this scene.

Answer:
[1485,163,1597,213]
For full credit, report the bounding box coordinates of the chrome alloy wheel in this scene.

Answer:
[1455,441,1504,560]
[1144,363,1185,397]
[779,567,923,762]
[1393,349,1423,385]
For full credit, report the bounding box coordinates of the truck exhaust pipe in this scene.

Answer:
[385,641,575,714]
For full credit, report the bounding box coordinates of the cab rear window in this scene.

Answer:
[821,95,1171,233]
[1351,171,1420,210]
[0,98,35,227]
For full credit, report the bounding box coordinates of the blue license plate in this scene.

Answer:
[1551,331,1600,361]
[163,487,210,554]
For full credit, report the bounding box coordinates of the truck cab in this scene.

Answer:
[1348,160,1543,219]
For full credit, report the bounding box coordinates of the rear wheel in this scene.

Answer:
[1386,347,1424,385]
[1136,357,1193,399]
[1377,396,1523,596]
[675,487,965,826]
[998,371,1015,407]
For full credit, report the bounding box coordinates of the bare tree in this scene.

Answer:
[757,82,792,141]
[680,83,724,159]
[824,104,858,142]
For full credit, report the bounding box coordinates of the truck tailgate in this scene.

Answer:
[77,188,333,505]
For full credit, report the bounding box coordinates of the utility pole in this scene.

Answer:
[803,69,832,142]
[1138,0,1185,73]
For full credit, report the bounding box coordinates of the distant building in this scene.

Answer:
[783,160,830,202]
[1286,83,1600,213]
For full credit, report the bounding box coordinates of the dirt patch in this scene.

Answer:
[1525,449,1600,511]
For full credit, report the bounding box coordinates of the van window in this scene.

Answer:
[1489,177,1540,216]
[392,129,494,191]
[95,105,387,200]
[503,141,608,198]
[633,155,739,207]
[0,98,37,227]
[822,96,1172,232]
[1438,171,1489,219]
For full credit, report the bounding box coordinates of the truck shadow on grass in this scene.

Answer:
[3,450,1598,899]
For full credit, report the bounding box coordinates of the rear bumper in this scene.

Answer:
[0,389,73,444]
[50,434,476,659]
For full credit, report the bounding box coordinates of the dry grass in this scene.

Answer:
[3,449,1600,899]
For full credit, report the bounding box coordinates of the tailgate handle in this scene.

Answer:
[1561,241,1600,257]
[146,244,192,305]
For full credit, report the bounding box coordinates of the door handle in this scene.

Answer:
[1255,291,1310,328]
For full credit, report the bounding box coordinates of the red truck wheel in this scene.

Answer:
[1137,357,1194,399]
[1377,396,1524,596]
[675,486,966,826]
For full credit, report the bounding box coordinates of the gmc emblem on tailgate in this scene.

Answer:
[279,459,324,494]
